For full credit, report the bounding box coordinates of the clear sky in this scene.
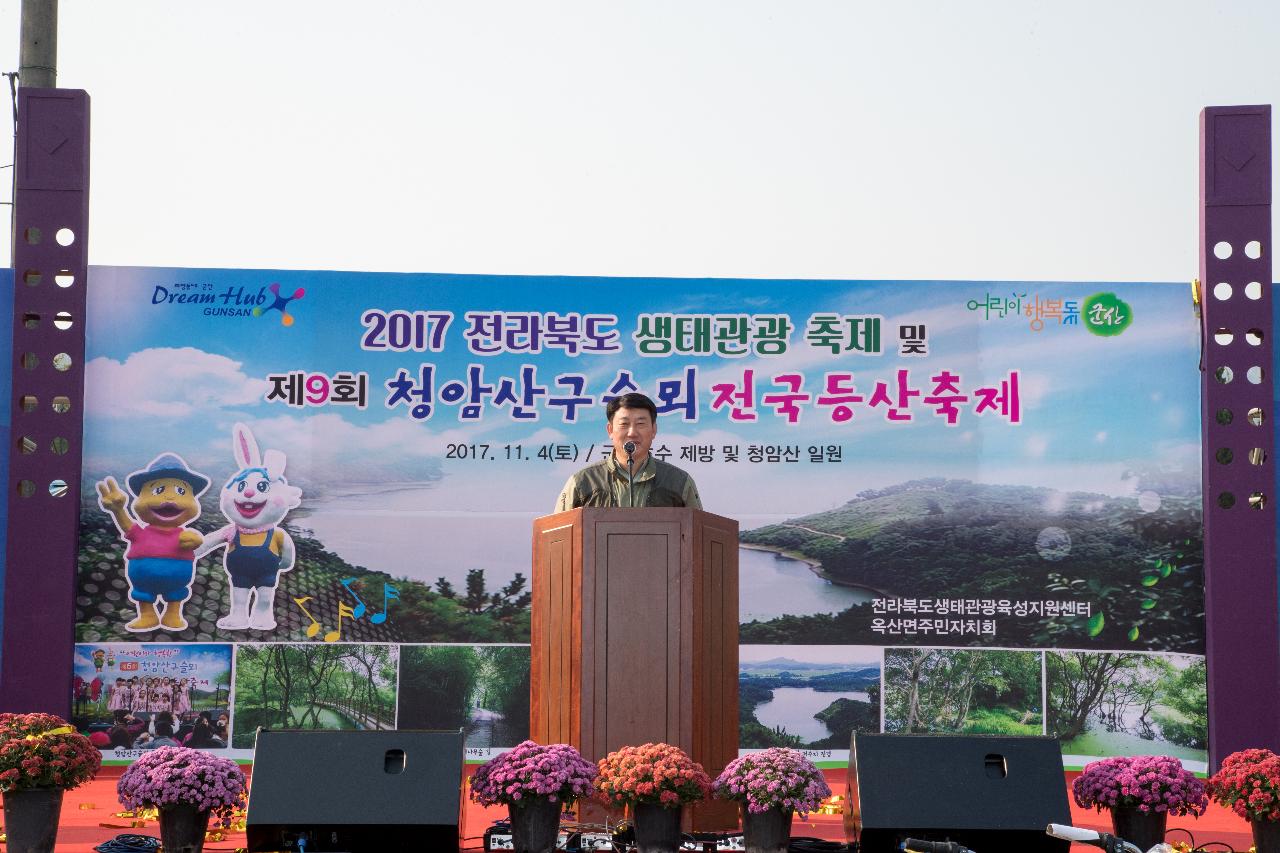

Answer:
[0,1,1276,280]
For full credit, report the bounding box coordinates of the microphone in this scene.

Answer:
[622,441,637,507]
[1045,823,1144,853]
[1046,824,1102,843]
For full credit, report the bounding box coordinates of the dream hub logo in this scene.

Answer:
[152,281,306,325]
[253,282,307,327]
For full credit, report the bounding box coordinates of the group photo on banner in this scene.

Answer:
[73,267,1205,769]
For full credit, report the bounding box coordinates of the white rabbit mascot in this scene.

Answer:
[196,423,303,631]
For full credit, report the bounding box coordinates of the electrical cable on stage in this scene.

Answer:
[92,834,161,853]
[1164,825,1246,852]
[785,837,849,852]
[903,838,975,853]
[1050,822,1248,853]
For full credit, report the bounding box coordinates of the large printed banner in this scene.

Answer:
[74,268,1206,768]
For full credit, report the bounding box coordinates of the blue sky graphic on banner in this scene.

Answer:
[75,267,1206,767]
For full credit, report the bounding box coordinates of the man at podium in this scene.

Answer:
[554,393,703,510]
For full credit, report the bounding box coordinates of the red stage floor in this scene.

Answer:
[0,767,1257,852]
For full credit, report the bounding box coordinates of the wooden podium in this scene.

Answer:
[531,507,740,831]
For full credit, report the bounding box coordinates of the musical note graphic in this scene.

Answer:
[339,577,367,619]
[370,584,400,625]
[294,596,321,639]
[323,602,357,643]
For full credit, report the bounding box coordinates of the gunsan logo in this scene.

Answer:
[253,282,307,327]
[1082,292,1132,337]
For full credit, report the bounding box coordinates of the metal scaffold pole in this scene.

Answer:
[19,0,58,89]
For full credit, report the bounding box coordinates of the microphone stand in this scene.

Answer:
[626,451,635,508]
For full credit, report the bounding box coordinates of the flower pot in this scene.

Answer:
[1253,818,1280,853]
[158,802,212,853]
[508,796,563,853]
[1,787,64,853]
[633,802,683,853]
[741,804,792,853]
[1110,804,1167,851]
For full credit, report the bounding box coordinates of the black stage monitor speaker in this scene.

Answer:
[845,733,1071,853]
[246,728,464,853]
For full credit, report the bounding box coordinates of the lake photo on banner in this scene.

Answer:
[752,687,870,743]
[303,495,877,623]
[738,547,875,621]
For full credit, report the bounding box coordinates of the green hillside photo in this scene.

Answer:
[740,478,1202,652]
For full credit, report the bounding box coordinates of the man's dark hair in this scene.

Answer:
[606,392,657,423]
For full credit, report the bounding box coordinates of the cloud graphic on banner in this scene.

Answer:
[652,426,877,515]
[1148,441,1200,473]
[1025,434,1050,458]
[1042,490,1069,515]
[243,413,448,486]
[236,414,571,490]
[1162,406,1187,429]
[85,347,269,419]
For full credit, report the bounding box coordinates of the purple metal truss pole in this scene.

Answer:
[0,88,89,715]
[1200,104,1276,767]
